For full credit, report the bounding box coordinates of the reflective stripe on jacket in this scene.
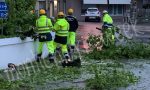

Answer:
[54,18,69,36]
[103,14,113,28]
[36,15,53,33]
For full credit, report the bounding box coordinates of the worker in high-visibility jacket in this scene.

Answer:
[102,10,114,47]
[65,8,78,52]
[36,9,54,62]
[53,12,71,62]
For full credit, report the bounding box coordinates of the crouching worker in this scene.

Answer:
[53,12,71,63]
[36,9,54,62]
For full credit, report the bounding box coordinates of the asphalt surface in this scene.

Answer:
[77,22,150,90]
[76,22,102,50]
[77,22,150,48]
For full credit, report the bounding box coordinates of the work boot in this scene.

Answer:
[37,53,42,62]
[64,53,71,63]
[70,46,75,52]
[49,54,54,63]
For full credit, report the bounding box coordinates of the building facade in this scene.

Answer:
[35,0,149,21]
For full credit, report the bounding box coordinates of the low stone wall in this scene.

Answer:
[0,37,49,69]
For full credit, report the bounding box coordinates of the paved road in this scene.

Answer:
[77,22,150,90]
[77,22,150,48]
[76,22,102,50]
[115,23,150,43]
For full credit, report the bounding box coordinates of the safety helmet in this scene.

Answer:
[39,9,46,15]
[103,10,108,14]
[57,11,65,17]
[68,8,74,14]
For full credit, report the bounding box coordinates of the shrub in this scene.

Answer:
[0,0,37,37]
[87,34,150,59]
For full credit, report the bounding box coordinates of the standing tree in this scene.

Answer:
[3,0,37,36]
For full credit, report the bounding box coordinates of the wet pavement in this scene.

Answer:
[114,23,150,43]
[77,22,150,50]
[76,22,150,90]
[77,22,102,50]
[119,59,150,90]
[34,59,150,90]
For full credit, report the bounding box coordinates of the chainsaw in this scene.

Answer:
[96,26,131,40]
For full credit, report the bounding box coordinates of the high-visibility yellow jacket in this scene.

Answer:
[36,15,53,33]
[54,18,69,37]
[103,14,113,27]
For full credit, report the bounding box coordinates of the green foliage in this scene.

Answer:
[0,59,138,89]
[55,88,75,90]
[0,74,33,89]
[87,43,150,60]
[87,34,103,50]
[87,26,130,50]
[87,34,150,60]
[86,65,138,90]
[0,60,81,89]
[0,0,37,38]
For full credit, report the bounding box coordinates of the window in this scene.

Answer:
[118,5,123,14]
[108,4,123,16]
[114,5,117,15]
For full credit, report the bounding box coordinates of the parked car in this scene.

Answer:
[85,8,101,22]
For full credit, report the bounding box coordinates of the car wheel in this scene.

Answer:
[97,17,101,22]
[85,18,88,22]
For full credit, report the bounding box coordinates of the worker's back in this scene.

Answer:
[54,18,69,37]
[36,15,53,33]
[65,15,78,32]
[103,14,113,24]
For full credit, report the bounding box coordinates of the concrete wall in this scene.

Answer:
[0,37,50,69]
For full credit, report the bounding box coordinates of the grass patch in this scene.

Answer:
[0,58,138,89]
[86,64,138,90]
[0,60,81,89]
[87,33,150,60]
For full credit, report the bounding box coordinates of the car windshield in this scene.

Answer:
[87,9,98,12]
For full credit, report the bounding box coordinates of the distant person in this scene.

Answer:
[102,10,114,47]
[102,10,113,29]
[65,8,78,52]
[36,9,54,62]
